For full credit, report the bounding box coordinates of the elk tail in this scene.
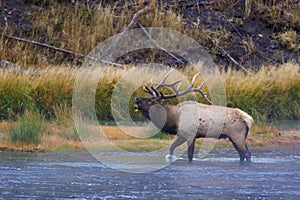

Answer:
[235,108,254,129]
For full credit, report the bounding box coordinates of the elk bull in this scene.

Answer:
[134,70,253,163]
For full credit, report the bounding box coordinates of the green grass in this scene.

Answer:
[1,35,300,146]
[0,67,75,120]
[223,63,300,121]
[9,110,46,146]
[0,63,299,125]
[0,0,299,148]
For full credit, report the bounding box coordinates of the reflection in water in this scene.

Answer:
[0,150,299,199]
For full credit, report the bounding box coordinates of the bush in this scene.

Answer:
[9,110,46,145]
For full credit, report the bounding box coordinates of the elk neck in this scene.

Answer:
[148,104,179,135]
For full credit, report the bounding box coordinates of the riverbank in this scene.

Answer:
[0,122,299,153]
[0,63,299,153]
[0,0,299,153]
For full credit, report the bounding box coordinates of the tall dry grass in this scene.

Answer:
[0,67,75,119]
[0,0,184,67]
[0,63,299,147]
[223,63,300,121]
[1,0,299,68]
[0,63,299,122]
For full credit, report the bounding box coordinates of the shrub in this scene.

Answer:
[9,110,46,145]
[277,30,300,52]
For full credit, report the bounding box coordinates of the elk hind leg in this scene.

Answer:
[245,144,251,162]
[229,136,250,162]
[187,138,196,163]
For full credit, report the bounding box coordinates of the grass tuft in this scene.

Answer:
[9,110,46,146]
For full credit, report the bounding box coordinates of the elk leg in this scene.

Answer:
[245,144,251,162]
[170,137,186,155]
[187,138,196,163]
[228,137,247,162]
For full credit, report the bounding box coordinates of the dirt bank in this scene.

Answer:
[1,123,299,152]
[0,0,299,68]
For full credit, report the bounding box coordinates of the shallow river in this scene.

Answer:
[1,149,300,199]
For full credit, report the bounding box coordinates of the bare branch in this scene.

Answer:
[161,0,218,6]
[138,23,186,65]
[126,6,150,32]
[100,6,150,59]
[215,42,248,73]
[220,14,244,40]
[0,60,40,75]
[1,5,151,67]
[2,34,123,67]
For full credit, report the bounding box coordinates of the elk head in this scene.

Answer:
[134,96,164,119]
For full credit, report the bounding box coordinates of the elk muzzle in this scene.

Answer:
[134,97,141,109]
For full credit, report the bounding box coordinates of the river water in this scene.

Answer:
[1,149,300,199]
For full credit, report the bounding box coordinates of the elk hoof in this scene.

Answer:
[165,154,177,163]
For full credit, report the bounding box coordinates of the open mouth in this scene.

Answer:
[134,103,139,109]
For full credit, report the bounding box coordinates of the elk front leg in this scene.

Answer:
[229,136,250,162]
[170,137,186,155]
[166,137,186,163]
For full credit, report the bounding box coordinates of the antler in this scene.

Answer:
[143,69,212,104]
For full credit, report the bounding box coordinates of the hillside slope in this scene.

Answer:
[0,0,299,69]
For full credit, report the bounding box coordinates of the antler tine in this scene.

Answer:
[143,85,157,97]
[171,72,200,96]
[158,72,212,104]
[143,69,212,104]
[149,76,155,88]
[151,85,160,97]
[199,81,205,89]
[153,69,175,90]
[193,81,212,104]
[142,69,183,97]
[163,78,184,93]
[176,81,182,91]
[190,72,200,85]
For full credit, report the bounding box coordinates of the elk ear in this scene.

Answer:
[153,97,164,104]
[148,98,155,105]
[156,96,164,102]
